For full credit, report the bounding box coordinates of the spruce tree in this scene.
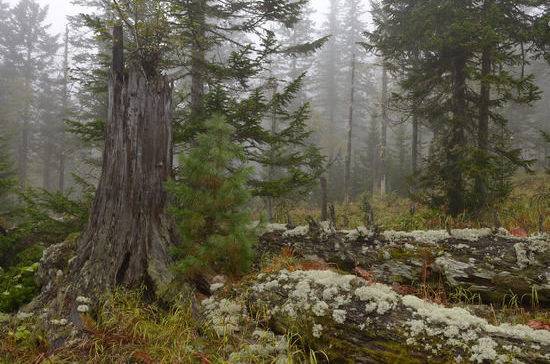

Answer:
[1,0,59,187]
[366,0,547,215]
[167,114,256,278]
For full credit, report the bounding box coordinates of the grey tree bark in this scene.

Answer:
[58,26,70,193]
[344,55,356,204]
[447,53,467,216]
[379,64,388,196]
[68,26,175,299]
[189,0,207,117]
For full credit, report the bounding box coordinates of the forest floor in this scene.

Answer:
[1,227,549,363]
[0,173,548,363]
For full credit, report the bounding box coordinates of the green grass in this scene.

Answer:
[0,288,317,363]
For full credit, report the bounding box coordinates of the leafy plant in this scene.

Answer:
[0,248,42,313]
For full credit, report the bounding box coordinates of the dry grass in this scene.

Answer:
[274,173,549,233]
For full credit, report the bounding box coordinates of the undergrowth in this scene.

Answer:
[272,173,549,233]
[0,288,318,363]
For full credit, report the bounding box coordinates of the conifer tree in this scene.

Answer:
[65,0,325,201]
[1,0,59,187]
[366,0,547,215]
[167,114,255,278]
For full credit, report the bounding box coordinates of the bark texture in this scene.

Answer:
[258,224,550,307]
[344,55,356,204]
[68,27,174,299]
[247,269,550,363]
[447,53,467,216]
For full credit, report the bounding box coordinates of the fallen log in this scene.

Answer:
[258,224,550,307]
[246,269,550,363]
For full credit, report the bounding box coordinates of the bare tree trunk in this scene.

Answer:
[411,113,418,176]
[411,109,419,196]
[190,0,207,117]
[19,46,32,188]
[42,143,53,191]
[320,176,328,221]
[68,27,174,299]
[58,26,69,193]
[18,121,30,188]
[379,64,388,196]
[266,79,278,222]
[475,2,492,208]
[447,53,467,216]
[344,55,356,204]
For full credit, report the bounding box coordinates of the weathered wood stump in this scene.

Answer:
[258,224,550,307]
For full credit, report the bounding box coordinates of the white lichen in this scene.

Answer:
[513,243,531,269]
[354,283,398,315]
[210,282,224,292]
[76,296,91,304]
[77,305,90,313]
[312,323,323,338]
[383,228,495,245]
[283,225,309,237]
[312,301,329,316]
[470,337,498,363]
[332,309,346,324]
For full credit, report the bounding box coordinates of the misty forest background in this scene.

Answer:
[0,0,548,224]
[0,0,549,362]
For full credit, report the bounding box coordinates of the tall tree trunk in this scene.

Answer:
[18,122,29,188]
[320,176,328,221]
[190,0,207,117]
[42,143,53,191]
[379,64,388,196]
[411,105,419,196]
[344,55,356,204]
[18,46,33,188]
[266,78,278,222]
[411,112,418,175]
[448,53,467,216]
[475,1,493,208]
[58,26,69,193]
[68,27,174,299]
[475,47,491,207]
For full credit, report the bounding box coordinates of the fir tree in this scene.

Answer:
[366,0,547,215]
[167,114,256,278]
[1,0,59,186]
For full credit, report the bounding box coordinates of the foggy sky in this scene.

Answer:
[6,0,333,37]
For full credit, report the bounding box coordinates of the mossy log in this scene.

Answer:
[246,269,550,363]
[258,224,550,307]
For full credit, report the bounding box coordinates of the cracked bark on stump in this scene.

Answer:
[67,26,175,301]
[258,225,550,307]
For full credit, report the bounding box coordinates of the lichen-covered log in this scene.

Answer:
[247,269,550,363]
[258,224,550,306]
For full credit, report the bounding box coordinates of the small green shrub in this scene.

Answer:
[167,114,256,278]
[0,260,41,313]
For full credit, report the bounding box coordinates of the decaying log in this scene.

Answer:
[247,269,550,363]
[258,224,550,306]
